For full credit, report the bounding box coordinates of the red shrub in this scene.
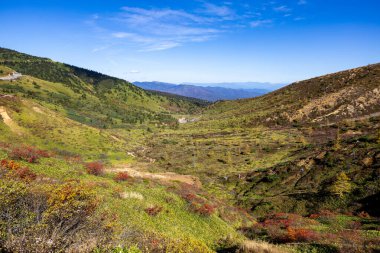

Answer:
[176,183,200,197]
[286,227,297,242]
[263,213,317,229]
[183,193,197,201]
[265,225,289,242]
[14,167,37,181]
[309,213,320,219]
[0,159,7,167]
[114,172,130,182]
[0,142,10,149]
[358,211,370,218]
[168,183,216,217]
[145,205,163,216]
[258,213,322,243]
[84,161,104,176]
[9,146,50,163]
[318,210,336,217]
[35,149,50,158]
[292,228,318,242]
[191,203,215,216]
[1,159,21,170]
[1,159,37,182]
[348,221,362,230]
[268,227,319,243]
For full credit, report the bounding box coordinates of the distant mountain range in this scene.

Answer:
[133,81,284,101]
[182,82,286,90]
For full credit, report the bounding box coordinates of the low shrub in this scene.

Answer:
[171,183,216,217]
[191,203,216,216]
[115,172,130,182]
[44,182,98,223]
[183,192,197,201]
[256,213,321,243]
[85,161,104,175]
[1,159,21,170]
[0,159,36,182]
[0,179,112,253]
[14,167,37,182]
[263,213,317,229]
[64,155,83,164]
[145,205,163,216]
[357,211,370,218]
[286,227,319,242]
[9,145,50,163]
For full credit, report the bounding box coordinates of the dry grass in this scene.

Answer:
[120,191,144,200]
[238,240,289,253]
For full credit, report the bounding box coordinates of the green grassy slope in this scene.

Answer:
[0,47,204,129]
[134,64,380,252]
[0,48,255,252]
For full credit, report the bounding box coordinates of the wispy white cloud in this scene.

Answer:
[92,45,110,53]
[298,0,307,5]
[141,42,181,52]
[106,6,223,51]
[111,32,153,43]
[274,5,292,12]
[87,1,307,52]
[119,6,213,25]
[250,19,273,27]
[294,17,306,21]
[200,3,235,20]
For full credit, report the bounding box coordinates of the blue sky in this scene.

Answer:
[1,0,380,85]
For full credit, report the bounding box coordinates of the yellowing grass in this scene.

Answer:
[239,240,289,253]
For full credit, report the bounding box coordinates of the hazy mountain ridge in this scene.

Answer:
[183,82,285,90]
[134,81,270,101]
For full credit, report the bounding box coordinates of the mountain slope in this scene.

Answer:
[0,48,204,129]
[0,48,254,252]
[1,48,379,252]
[134,81,269,101]
[203,63,380,127]
[234,120,380,215]
[138,63,380,252]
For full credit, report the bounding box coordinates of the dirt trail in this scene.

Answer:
[0,106,22,134]
[32,106,45,114]
[0,106,12,124]
[108,165,201,187]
